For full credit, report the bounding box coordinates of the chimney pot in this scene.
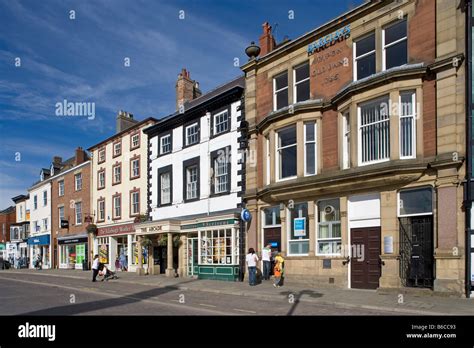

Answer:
[176,68,202,111]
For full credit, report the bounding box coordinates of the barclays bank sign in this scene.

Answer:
[307,25,351,55]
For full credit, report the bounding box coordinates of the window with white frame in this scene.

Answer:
[317,199,342,255]
[19,206,23,220]
[98,200,105,221]
[58,206,64,227]
[58,180,64,196]
[304,122,317,175]
[113,165,121,184]
[265,135,270,185]
[288,203,309,255]
[98,170,105,189]
[131,133,140,149]
[264,206,281,226]
[160,172,171,205]
[42,218,48,231]
[273,71,288,110]
[186,166,198,200]
[276,125,297,180]
[75,173,82,191]
[34,195,37,210]
[75,202,82,225]
[354,32,376,80]
[358,96,390,165]
[131,158,140,178]
[33,221,39,233]
[399,91,416,159]
[214,110,229,135]
[342,111,351,169]
[199,229,237,265]
[185,123,199,146]
[43,190,47,206]
[294,62,310,103]
[383,18,407,70]
[113,195,121,219]
[398,187,432,217]
[131,191,139,215]
[98,149,105,163]
[113,142,121,156]
[160,134,171,155]
[214,155,229,194]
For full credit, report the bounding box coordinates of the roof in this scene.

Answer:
[0,206,15,215]
[144,75,244,135]
[11,194,28,204]
[87,117,157,151]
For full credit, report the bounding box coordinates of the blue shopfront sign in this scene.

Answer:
[307,25,351,55]
[27,234,50,246]
[241,209,252,222]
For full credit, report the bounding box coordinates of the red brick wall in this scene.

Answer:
[423,78,436,157]
[322,109,339,171]
[409,0,436,65]
[0,209,16,243]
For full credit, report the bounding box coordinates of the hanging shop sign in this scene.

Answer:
[241,209,252,222]
[307,24,351,55]
[60,219,69,229]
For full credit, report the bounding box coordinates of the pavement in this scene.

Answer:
[1,268,473,315]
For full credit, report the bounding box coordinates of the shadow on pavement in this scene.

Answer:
[279,290,323,316]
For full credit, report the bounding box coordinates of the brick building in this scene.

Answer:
[0,206,16,259]
[51,147,91,269]
[241,0,466,295]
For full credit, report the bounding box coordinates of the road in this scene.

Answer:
[0,271,396,315]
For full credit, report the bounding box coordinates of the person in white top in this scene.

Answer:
[245,248,259,286]
[261,244,272,281]
[92,255,100,282]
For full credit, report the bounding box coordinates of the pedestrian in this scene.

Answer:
[262,244,272,280]
[274,253,285,287]
[119,252,128,271]
[92,255,99,282]
[245,248,259,286]
[115,256,120,271]
[273,256,282,288]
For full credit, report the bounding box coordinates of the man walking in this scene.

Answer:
[262,244,272,280]
[92,254,99,282]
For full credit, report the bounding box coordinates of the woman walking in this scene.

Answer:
[245,248,259,286]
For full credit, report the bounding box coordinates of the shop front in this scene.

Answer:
[58,234,88,270]
[27,234,51,269]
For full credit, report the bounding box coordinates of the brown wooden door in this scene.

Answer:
[351,227,381,289]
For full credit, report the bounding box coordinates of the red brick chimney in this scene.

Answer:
[75,146,86,166]
[259,22,276,56]
[175,68,202,111]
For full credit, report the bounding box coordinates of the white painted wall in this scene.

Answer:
[149,100,242,220]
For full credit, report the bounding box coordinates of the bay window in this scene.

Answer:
[288,203,309,255]
[276,125,297,180]
[342,111,351,169]
[383,18,407,70]
[199,229,238,265]
[317,199,341,255]
[399,91,416,159]
[273,72,288,110]
[304,122,317,176]
[358,96,390,165]
[294,62,310,103]
[354,32,376,80]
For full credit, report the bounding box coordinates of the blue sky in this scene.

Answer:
[0,0,363,209]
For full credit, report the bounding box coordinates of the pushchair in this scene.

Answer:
[98,263,118,281]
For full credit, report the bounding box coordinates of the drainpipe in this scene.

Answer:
[237,94,248,282]
[465,0,473,298]
[207,112,211,216]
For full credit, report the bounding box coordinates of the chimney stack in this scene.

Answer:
[52,156,62,165]
[116,110,138,133]
[259,22,276,56]
[175,68,202,111]
[75,147,86,166]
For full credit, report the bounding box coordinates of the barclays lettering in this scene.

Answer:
[307,25,351,55]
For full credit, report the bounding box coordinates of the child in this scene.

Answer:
[273,261,282,288]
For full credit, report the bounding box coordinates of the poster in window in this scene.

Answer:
[76,244,85,264]
[99,244,108,264]
[294,217,306,237]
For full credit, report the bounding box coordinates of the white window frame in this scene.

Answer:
[131,134,140,148]
[75,202,82,226]
[353,32,376,81]
[186,166,198,200]
[286,204,310,257]
[357,96,391,166]
[316,199,342,256]
[58,206,64,227]
[113,142,121,156]
[214,110,229,135]
[160,172,171,205]
[303,122,317,176]
[382,18,408,71]
[58,180,64,196]
[293,62,310,103]
[275,126,297,182]
[399,91,416,159]
[397,187,433,218]
[273,72,288,111]
[98,149,105,162]
[160,134,171,154]
[113,196,121,219]
[342,111,351,169]
[98,200,105,221]
[75,173,82,191]
[43,191,47,206]
[265,135,270,185]
[98,171,105,188]
[131,191,139,215]
[42,218,48,232]
[185,122,199,146]
[113,165,121,184]
[214,158,229,194]
[132,159,140,178]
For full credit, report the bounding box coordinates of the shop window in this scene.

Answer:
[273,71,288,110]
[159,133,172,155]
[75,173,82,191]
[294,62,310,103]
[98,237,109,264]
[75,202,82,225]
[358,96,390,165]
[185,122,200,146]
[58,180,64,196]
[304,122,317,176]
[200,229,236,265]
[276,125,297,180]
[399,91,416,159]
[398,187,432,217]
[342,111,351,169]
[317,199,342,255]
[213,109,230,135]
[383,18,407,70]
[354,32,376,80]
[288,203,309,255]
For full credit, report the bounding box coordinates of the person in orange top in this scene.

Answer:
[273,253,284,288]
